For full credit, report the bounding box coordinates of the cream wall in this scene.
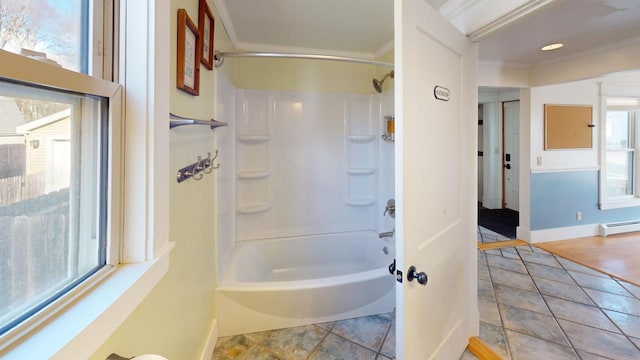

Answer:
[89,0,234,358]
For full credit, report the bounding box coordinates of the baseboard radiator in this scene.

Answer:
[599,220,640,236]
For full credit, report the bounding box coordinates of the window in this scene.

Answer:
[0,0,119,345]
[601,92,640,208]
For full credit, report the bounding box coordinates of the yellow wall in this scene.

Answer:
[89,0,233,358]
[232,57,378,94]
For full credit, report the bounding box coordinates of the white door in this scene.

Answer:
[395,0,478,358]
[503,101,520,211]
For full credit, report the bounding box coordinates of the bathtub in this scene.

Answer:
[216,230,396,336]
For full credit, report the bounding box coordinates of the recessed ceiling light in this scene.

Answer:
[541,43,564,51]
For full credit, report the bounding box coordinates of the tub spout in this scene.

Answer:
[379,230,394,239]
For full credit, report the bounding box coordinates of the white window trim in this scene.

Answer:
[599,83,640,210]
[0,0,171,358]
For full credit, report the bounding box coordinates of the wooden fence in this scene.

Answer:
[0,213,69,317]
[0,173,45,207]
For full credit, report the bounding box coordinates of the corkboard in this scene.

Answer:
[544,104,593,150]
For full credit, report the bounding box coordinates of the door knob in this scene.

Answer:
[407,266,428,285]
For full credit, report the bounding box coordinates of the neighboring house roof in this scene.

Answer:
[0,97,26,135]
[15,108,71,134]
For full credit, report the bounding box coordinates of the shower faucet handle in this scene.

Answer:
[383,199,396,218]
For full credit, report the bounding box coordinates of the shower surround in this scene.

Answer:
[215,72,395,335]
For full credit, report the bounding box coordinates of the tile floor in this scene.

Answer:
[212,227,640,359]
[212,313,395,359]
[478,226,640,360]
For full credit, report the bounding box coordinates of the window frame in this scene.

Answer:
[0,0,171,356]
[599,83,640,209]
[0,48,122,350]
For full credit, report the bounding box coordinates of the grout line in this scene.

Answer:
[305,327,332,359]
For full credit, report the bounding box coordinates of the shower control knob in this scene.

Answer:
[388,260,396,275]
[407,266,428,285]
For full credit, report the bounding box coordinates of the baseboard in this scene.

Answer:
[199,318,218,360]
[529,224,599,243]
[467,337,501,360]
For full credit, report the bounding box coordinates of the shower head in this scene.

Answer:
[372,70,394,93]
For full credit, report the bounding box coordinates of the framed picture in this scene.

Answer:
[198,0,215,70]
[177,9,200,95]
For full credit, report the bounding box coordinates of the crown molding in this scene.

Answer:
[212,0,239,48]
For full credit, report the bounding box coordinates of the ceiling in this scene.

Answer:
[213,0,640,66]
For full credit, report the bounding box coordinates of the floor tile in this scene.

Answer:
[316,322,335,331]
[477,251,487,266]
[569,271,632,297]
[213,334,255,359]
[584,288,640,316]
[258,325,327,359]
[575,351,615,360]
[489,267,537,292]
[619,280,640,299]
[556,257,611,278]
[630,336,640,349]
[376,355,393,360]
[525,261,575,284]
[518,250,562,268]
[500,248,522,260]
[478,278,496,301]
[544,296,620,333]
[332,314,391,351]
[479,321,511,360]
[499,304,568,346]
[487,254,528,274]
[478,263,491,281]
[558,319,640,359]
[479,297,502,326]
[603,310,640,338]
[504,329,579,360]
[380,317,395,358]
[531,246,551,255]
[533,277,595,306]
[309,333,377,360]
[242,346,285,360]
[494,284,550,315]
[485,249,502,256]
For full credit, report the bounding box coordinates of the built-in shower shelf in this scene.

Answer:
[345,199,375,207]
[237,135,271,144]
[237,171,270,180]
[237,203,272,214]
[346,167,376,175]
[346,135,376,143]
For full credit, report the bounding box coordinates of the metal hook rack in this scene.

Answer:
[176,150,220,183]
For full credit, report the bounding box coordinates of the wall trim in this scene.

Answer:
[199,318,218,360]
[530,167,599,174]
[529,224,599,243]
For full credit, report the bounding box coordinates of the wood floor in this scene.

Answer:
[536,232,640,287]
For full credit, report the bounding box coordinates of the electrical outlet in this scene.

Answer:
[537,156,542,166]
[576,211,582,222]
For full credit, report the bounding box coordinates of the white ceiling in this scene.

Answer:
[214,0,640,66]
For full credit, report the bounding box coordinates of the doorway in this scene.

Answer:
[478,89,520,240]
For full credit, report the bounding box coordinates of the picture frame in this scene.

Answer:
[198,0,215,70]
[177,9,200,95]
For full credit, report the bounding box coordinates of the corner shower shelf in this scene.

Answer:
[346,167,376,175]
[237,171,270,180]
[237,203,272,214]
[345,199,375,207]
[346,135,376,143]
[237,135,271,144]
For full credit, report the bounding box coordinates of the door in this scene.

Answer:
[395,0,478,359]
[503,101,520,211]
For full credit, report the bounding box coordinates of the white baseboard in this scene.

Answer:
[199,318,218,360]
[529,224,599,243]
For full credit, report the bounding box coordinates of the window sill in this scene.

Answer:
[600,198,640,210]
[1,242,175,360]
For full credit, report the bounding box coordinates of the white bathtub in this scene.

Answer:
[216,231,396,336]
